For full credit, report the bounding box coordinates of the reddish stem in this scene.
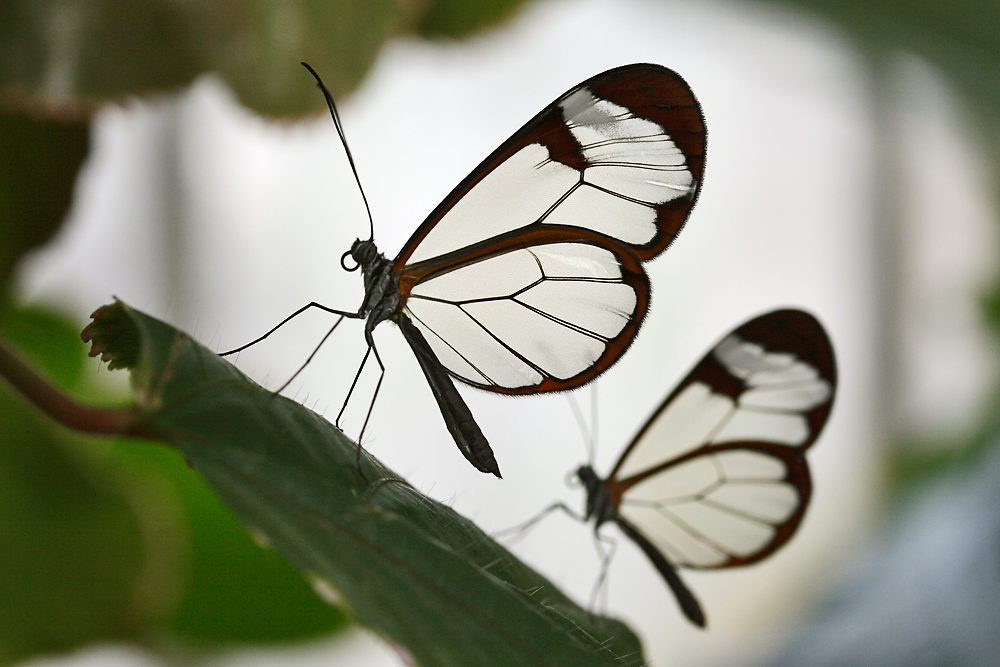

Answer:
[0,338,136,435]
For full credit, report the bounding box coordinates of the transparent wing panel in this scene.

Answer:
[614,383,734,480]
[407,144,579,264]
[404,242,641,390]
[618,447,803,568]
[612,312,836,483]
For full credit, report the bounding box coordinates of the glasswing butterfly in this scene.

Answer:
[223,63,707,477]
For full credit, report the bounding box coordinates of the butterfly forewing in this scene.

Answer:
[395,64,705,267]
[607,310,836,568]
[393,64,705,394]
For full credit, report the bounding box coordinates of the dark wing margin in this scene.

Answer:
[611,441,813,569]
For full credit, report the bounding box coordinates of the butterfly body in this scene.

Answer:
[350,239,399,344]
[346,236,499,475]
[577,464,616,527]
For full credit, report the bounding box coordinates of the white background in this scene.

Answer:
[17,0,998,665]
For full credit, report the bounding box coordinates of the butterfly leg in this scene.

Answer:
[218,302,362,356]
[273,314,347,394]
[493,502,585,543]
[588,529,617,614]
[333,343,384,478]
[356,339,386,453]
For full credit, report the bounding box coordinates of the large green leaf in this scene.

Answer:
[81,299,645,667]
[0,305,347,665]
[0,0,530,117]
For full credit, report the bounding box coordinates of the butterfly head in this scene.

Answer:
[342,239,380,273]
[576,465,614,526]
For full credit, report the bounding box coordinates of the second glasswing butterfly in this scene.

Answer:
[515,309,836,627]
[222,63,707,478]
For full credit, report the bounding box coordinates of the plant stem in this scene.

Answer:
[0,338,136,435]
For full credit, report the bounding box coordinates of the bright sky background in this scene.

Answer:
[16,0,998,665]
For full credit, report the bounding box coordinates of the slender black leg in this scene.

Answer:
[337,346,372,429]
[493,502,585,542]
[589,530,617,613]
[356,341,386,460]
[333,341,385,479]
[273,315,347,394]
[219,302,363,356]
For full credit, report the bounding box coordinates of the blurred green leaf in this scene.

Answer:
[789,1,1000,115]
[111,439,350,645]
[0,105,89,302]
[0,307,144,665]
[418,0,529,38]
[82,299,646,667]
[0,305,347,665]
[0,0,525,117]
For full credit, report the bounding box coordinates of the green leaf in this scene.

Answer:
[83,299,646,667]
[0,305,347,664]
[0,307,144,665]
[0,106,89,302]
[0,0,524,117]
[778,0,1000,116]
[418,0,530,38]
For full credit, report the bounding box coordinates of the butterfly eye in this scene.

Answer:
[341,249,360,272]
[565,469,582,488]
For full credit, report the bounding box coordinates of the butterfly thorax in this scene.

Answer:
[350,239,401,340]
[577,465,616,529]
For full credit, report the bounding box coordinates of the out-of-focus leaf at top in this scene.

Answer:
[81,299,646,667]
[0,0,526,117]
[418,0,529,38]
[0,102,89,302]
[773,0,1000,121]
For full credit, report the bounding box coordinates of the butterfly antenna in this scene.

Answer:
[301,62,375,242]
[567,391,594,464]
[589,383,598,465]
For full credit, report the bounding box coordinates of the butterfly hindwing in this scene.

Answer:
[402,234,648,393]
[614,441,812,568]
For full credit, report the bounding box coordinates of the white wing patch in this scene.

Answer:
[554,87,695,232]
[618,448,801,567]
[710,333,832,445]
[405,242,638,389]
